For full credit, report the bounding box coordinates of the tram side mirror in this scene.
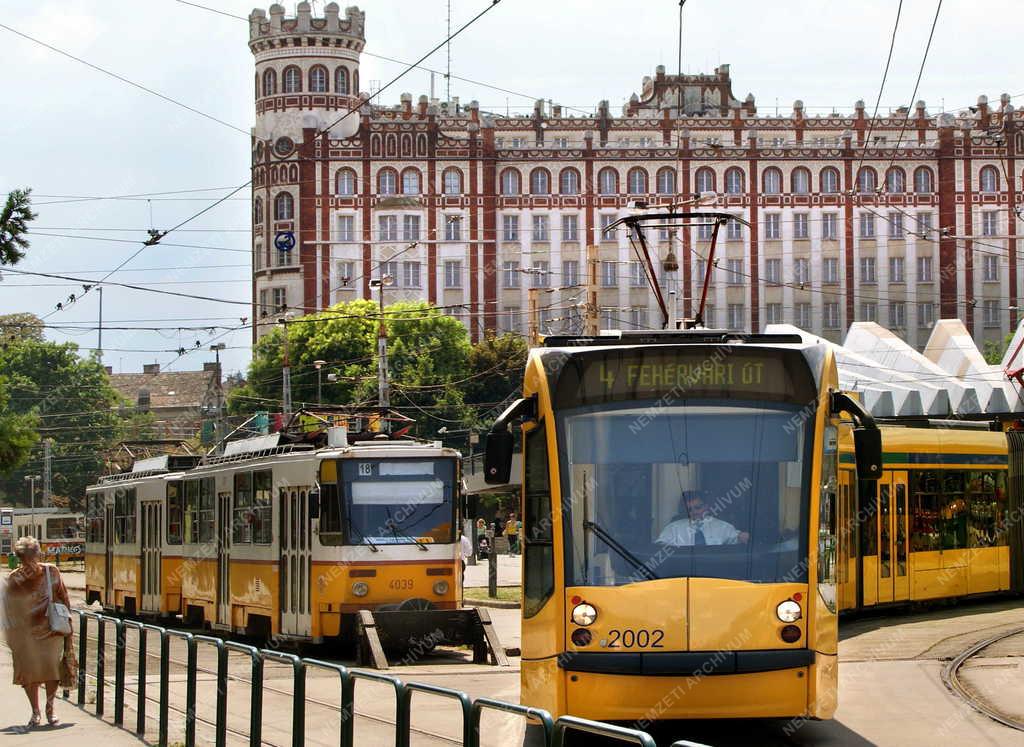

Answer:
[484,429,514,485]
[853,427,882,481]
[308,488,321,519]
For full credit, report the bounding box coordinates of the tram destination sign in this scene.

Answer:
[552,348,817,408]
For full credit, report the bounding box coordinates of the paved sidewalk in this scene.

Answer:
[463,552,522,588]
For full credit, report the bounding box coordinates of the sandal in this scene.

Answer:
[45,703,58,726]
[27,712,41,728]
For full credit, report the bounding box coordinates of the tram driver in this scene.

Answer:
[656,490,750,546]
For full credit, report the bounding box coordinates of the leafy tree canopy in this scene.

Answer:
[0,312,45,343]
[0,188,37,266]
[0,376,38,474]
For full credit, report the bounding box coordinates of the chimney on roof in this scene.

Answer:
[143,363,160,375]
[203,362,220,373]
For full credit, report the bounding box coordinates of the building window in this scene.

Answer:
[766,303,783,325]
[379,260,398,282]
[727,258,743,285]
[511,137,525,148]
[765,258,782,284]
[656,167,677,195]
[822,213,838,240]
[983,254,999,282]
[559,168,580,195]
[889,256,905,283]
[532,260,550,288]
[627,168,648,195]
[309,65,328,93]
[282,66,302,93]
[262,69,277,96]
[860,256,877,284]
[917,212,934,238]
[703,304,716,328]
[561,214,579,242]
[885,168,906,194]
[859,214,875,238]
[888,211,904,238]
[444,260,462,288]
[337,215,354,242]
[532,215,549,242]
[378,215,398,241]
[919,302,935,328]
[695,167,715,194]
[796,303,811,329]
[629,307,649,330]
[530,168,550,195]
[443,215,461,241]
[820,167,840,194]
[793,213,809,240]
[502,307,521,334]
[791,168,811,195]
[378,168,397,195]
[913,167,934,194]
[402,214,421,242]
[502,261,520,288]
[563,259,579,286]
[401,169,421,195]
[500,169,521,196]
[983,299,1001,327]
[724,168,744,194]
[857,167,878,194]
[337,260,354,288]
[726,219,742,240]
[889,301,906,328]
[335,66,350,94]
[336,168,357,196]
[630,261,646,288]
[502,214,520,242]
[272,287,287,313]
[552,137,568,148]
[823,302,840,329]
[727,304,745,330]
[794,258,809,285]
[598,168,618,195]
[442,168,462,195]
[253,198,263,226]
[697,221,713,240]
[823,257,840,285]
[694,259,708,286]
[762,167,782,195]
[764,213,781,240]
[979,166,999,193]
[402,261,421,288]
[982,211,999,237]
[917,255,933,282]
[601,260,618,287]
[861,302,877,322]
[601,214,617,241]
[274,192,294,221]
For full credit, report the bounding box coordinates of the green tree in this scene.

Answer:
[0,188,37,266]
[983,331,1015,365]
[0,312,45,343]
[0,377,38,473]
[462,333,529,427]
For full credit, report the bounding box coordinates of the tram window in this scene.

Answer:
[879,483,891,578]
[523,423,554,618]
[87,495,105,543]
[318,483,343,544]
[199,478,216,543]
[166,482,183,545]
[253,470,273,544]
[967,470,1006,548]
[46,518,78,540]
[184,480,200,543]
[895,483,907,575]
[940,471,967,550]
[233,472,253,544]
[859,480,878,556]
[114,488,137,544]
[910,471,941,552]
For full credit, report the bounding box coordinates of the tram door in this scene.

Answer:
[217,492,232,628]
[140,502,162,612]
[279,488,311,636]
[104,502,114,607]
[876,471,910,604]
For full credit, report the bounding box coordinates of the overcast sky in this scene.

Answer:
[1,0,1019,378]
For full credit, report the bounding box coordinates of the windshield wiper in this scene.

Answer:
[347,515,378,552]
[386,507,428,551]
[583,520,658,581]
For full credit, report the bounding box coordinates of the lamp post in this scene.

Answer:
[209,343,226,446]
[370,275,394,432]
[314,360,327,406]
[278,314,294,417]
[25,474,41,534]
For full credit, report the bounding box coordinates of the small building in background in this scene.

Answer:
[106,362,228,441]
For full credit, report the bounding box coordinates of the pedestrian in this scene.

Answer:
[475,516,486,536]
[460,531,472,574]
[505,511,518,555]
[0,536,75,728]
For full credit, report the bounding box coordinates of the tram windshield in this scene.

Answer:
[560,400,813,586]
[336,457,457,545]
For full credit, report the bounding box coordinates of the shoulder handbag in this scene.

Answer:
[44,565,72,635]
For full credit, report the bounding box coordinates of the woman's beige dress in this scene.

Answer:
[2,564,70,685]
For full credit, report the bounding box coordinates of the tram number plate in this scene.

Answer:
[605,628,665,648]
[388,578,414,590]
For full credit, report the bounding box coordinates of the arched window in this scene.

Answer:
[979,165,999,193]
[273,192,294,221]
[627,168,648,195]
[282,66,302,93]
[335,66,350,95]
[656,167,677,195]
[885,168,906,194]
[598,167,618,195]
[820,167,840,194]
[725,167,744,194]
[857,167,878,194]
[762,167,782,195]
[378,168,397,195]
[442,167,462,195]
[309,66,328,93]
[530,168,550,195]
[353,70,359,94]
[262,69,277,97]
[500,169,521,196]
[913,166,934,194]
[253,197,263,225]
[336,168,357,196]
[791,167,811,195]
[255,73,259,99]
[695,167,715,194]
[559,168,580,195]
[401,168,421,195]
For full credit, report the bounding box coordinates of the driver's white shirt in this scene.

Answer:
[656,516,741,546]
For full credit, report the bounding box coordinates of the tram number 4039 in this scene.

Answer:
[388,578,414,590]
[603,628,665,648]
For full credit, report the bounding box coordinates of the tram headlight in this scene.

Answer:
[571,603,597,627]
[432,580,449,596]
[351,581,369,597]
[776,600,802,623]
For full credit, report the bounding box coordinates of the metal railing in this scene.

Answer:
[73,610,709,747]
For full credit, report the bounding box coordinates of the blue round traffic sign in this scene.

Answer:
[274,231,296,252]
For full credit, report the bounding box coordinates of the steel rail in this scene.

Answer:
[940,625,1024,731]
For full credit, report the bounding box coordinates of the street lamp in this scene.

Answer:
[313,360,327,405]
[277,313,294,417]
[24,474,41,534]
[209,343,226,444]
[370,275,394,431]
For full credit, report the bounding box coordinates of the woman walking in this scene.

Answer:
[0,536,74,727]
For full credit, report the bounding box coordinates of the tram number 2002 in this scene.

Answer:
[605,629,665,648]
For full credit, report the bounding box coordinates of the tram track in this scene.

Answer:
[940,625,1024,732]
